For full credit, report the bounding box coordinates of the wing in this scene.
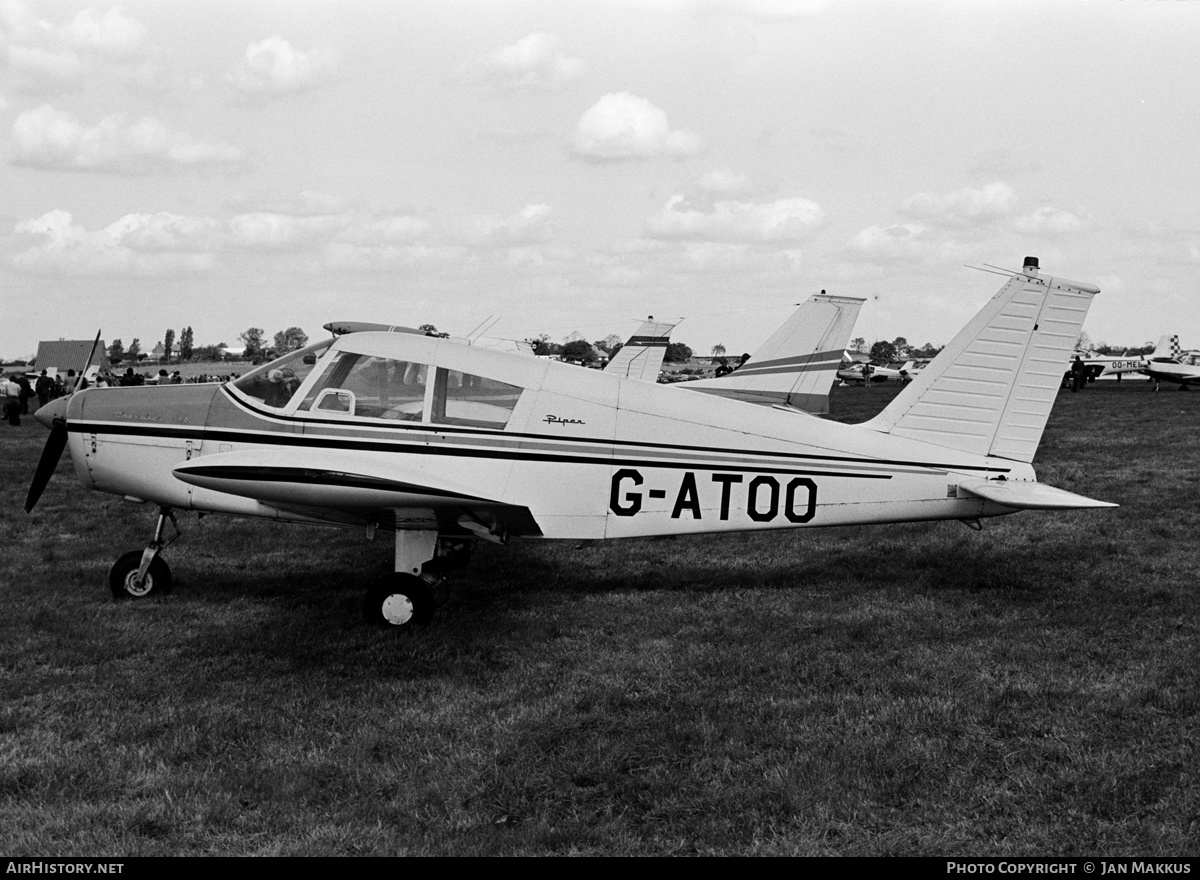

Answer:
[173,449,543,537]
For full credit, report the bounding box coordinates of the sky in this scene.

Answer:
[2,0,1199,361]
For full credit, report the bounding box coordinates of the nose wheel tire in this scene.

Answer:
[364,574,434,627]
[109,550,173,599]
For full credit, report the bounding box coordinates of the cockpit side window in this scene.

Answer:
[297,353,429,420]
[232,340,332,409]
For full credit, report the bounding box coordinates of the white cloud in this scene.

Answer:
[62,7,147,58]
[226,36,339,98]
[13,210,214,276]
[2,3,148,91]
[1012,207,1088,236]
[646,194,823,243]
[899,182,1016,227]
[473,33,584,89]
[696,169,758,197]
[227,212,348,251]
[11,105,248,173]
[848,223,931,263]
[459,204,552,246]
[111,212,222,252]
[572,92,701,161]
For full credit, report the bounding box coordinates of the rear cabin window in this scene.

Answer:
[430,370,522,429]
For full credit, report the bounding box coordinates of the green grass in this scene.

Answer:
[2,380,1198,855]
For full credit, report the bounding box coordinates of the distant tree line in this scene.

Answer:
[105,325,308,365]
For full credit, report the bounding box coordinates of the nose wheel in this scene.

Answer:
[109,506,180,600]
[110,550,173,599]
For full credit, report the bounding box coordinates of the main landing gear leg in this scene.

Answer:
[363,530,439,627]
[109,506,181,599]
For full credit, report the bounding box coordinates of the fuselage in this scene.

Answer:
[57,331,1029,541]
[1144,357,1200,387]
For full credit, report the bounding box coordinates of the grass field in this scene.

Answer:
[2,380,1198,856]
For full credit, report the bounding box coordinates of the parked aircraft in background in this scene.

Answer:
[684,292,863,414]
[26,257,1115,628]
[837,359,920,386]
[1143,335,1200,389]
[1068,349,1147,382]
[604,316,678,382]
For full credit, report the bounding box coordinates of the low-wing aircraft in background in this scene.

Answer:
[603,316,679,381]
[836,359,919,386]
[1066,349,1147,382]
[1143,334,1200,389]
[683,292,864,415]
[26,257,1116,628]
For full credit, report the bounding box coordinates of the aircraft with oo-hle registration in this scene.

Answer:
[26,257,1116,628]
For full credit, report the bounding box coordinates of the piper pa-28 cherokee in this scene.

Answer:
[26,257,1116,628]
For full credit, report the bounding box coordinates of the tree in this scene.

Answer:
[850,337,866,353]
[240,327,266,359]
[891,336,909,359]
[711,343,726,358]
[273,327,309,355]
[596,334,623,355]
[108,338,125,365]
[665,342,693,363]
[531,334,562,356]
[163,328,175,364]
[127,338,142,361]
[194,343,226,361]
[561,340,597,363]
[869,340,896,364]
[179,326,194,360]
[418,323,448,338]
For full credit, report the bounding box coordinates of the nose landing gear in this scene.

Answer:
[109,506,180,599]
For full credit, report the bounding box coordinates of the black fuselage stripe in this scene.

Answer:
[71,421,892,479]
[220,390,1008,472]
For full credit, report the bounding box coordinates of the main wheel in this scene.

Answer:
[363,574,434,627]
[109,550,173,599]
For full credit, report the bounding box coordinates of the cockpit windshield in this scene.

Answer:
[231,339,333,408]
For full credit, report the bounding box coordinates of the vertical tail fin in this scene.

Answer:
[685,293,864,414]
[1150,334,1181,362]
[864,258,1099,463]
[605,317,678,381]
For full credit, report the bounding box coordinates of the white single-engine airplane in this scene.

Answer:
[1143,335,1200,389]
[27,257,1115,627]
[686,292,864,414]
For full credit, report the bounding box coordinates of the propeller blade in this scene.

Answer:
[25,418,68,513]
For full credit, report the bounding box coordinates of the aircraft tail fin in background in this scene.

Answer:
[605,317,678,381]
[685,293,865,414]
[1150,334,1181,362]
[864,258,1099,464]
